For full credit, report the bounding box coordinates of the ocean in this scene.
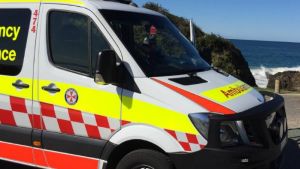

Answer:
[230,39,300,88]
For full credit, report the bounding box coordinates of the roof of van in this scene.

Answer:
[89,0,163,16]
[0,0,85,6]
[0,0,162,16]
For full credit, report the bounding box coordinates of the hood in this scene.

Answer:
[135,70,264,115]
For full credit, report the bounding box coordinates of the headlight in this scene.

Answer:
[220,121,240,146]
[190,113,240,146]
[189,113,210,139]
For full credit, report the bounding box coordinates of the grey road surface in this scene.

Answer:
[283,94,300,129]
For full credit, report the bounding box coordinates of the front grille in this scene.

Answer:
[207,91,286,149]
[243,120,264,147]
[242,107,287,147]
[266,108,287,144]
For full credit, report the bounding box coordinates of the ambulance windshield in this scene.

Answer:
[101,10,210,77]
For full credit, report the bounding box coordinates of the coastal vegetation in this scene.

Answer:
[143,2,256,86]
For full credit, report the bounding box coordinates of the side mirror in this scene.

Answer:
[95,50,117,84]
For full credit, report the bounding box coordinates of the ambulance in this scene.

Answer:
[0,0,288,169]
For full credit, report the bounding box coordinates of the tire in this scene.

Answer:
[116,149,173,169]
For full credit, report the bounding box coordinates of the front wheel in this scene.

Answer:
[116,149,173,169]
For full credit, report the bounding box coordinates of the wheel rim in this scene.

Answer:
[132,164,155,169]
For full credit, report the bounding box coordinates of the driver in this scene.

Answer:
[143,25,159,64]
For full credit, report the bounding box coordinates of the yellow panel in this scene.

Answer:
[0,0,40,2]
[39,80,198,135]
[42,0,84,5]
[0,75,197,135]
[0,75,32,99]
[122,96,199,135]
[38,80,121,119]
[201,81,253,103]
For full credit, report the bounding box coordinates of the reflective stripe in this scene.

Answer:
[38,80,121,119]
[39,79,198,135]
[43,148,99,169]
[201,81,253,103]
[0,141,34,165]
[1,95,204,152]
[165,129,206,152]
[43,0,84,5]
[122,96,199,135]
[0,95,120,140]
[1,92,205,153]
[33,149,48,168]
[0,0,84,5]
[0,141,99,169]
[0,76,198,135]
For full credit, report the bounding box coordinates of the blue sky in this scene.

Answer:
[136,0,300,43]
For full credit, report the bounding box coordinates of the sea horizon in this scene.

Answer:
[229,38,300,44]
[229,39,300,88]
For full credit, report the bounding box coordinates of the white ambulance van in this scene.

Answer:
[0,0,288,169]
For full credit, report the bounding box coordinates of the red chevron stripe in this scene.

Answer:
[152,78,235,115]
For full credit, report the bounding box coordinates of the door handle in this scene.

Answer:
[12,80,30,89]
[42,83,61,93]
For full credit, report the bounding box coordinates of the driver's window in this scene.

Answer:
[48,11,110,76]
[49,11,89,74]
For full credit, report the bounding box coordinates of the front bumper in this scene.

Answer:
[170,91,288,169]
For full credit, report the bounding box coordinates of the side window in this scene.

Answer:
[48,11,111,76]
[49,11,89,74]
[0,9,31,76]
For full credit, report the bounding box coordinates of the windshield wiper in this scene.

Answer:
[188,72,198,77]
[181,67,212,77]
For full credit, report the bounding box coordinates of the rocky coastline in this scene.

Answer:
[268,71,300,92]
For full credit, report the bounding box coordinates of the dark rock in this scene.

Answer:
[143,3,256,86]
[198,34,256,86]
[267,71,300,91]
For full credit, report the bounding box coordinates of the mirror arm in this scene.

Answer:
[94,72,107,85]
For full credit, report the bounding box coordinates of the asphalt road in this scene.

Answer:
[283,94,300,129]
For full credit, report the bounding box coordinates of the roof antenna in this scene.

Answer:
[189,19,196,47]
